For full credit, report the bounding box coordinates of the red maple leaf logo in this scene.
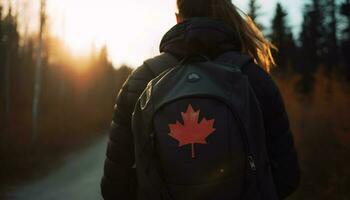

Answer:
[168,104,216,159]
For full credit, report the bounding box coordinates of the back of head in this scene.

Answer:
[176,0,276,72]
[177,0,212,18]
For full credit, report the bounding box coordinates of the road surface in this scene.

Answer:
[4,136,108,200]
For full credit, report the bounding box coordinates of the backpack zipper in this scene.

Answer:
[248,155,257,171]
[230,105,257,173]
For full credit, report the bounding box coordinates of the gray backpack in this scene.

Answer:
[132,52,278,200]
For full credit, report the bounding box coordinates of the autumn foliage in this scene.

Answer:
[273,70,350,200]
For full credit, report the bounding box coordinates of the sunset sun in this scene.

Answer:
[48,0,177,67]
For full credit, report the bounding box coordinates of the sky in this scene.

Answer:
[4,0,304,68]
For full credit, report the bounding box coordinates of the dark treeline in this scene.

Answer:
[253,0,350,93]
[0,2,132,189]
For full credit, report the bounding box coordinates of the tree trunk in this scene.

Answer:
[329,0,338,68]
[32,0,46,142]
[4,40,11,119]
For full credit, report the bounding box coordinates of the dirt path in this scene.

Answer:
[4,136,108,200]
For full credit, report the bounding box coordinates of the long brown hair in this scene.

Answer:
[177,0,276,72]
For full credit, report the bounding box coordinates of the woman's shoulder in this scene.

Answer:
[118,53,178,104]
[129,53,178,80]
[241,62,280,100]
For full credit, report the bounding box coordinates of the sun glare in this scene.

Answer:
[43,0,302,68]
[48,0,176,67]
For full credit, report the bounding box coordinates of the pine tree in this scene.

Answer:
[300,0,325,67]
[341,0,350,75]
[298,0,327,93]
[32,0,46,141]
[0,4,4,112]
[270,3,295,72]
[341,0,350,35]
[2,5,19,120]
[341,0,350,39]
[323,0,339,72]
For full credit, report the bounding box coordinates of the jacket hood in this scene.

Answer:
[159,17,242,59]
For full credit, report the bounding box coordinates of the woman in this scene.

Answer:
[101,0,300,199]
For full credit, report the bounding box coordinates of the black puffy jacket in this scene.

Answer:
[101,18,300,200]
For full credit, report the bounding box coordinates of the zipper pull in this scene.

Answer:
[248,155,257,171]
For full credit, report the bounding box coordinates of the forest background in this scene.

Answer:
[0,0,350,199]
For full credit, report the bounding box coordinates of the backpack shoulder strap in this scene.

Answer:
[215,51,254,70]
[144,53,179,77]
